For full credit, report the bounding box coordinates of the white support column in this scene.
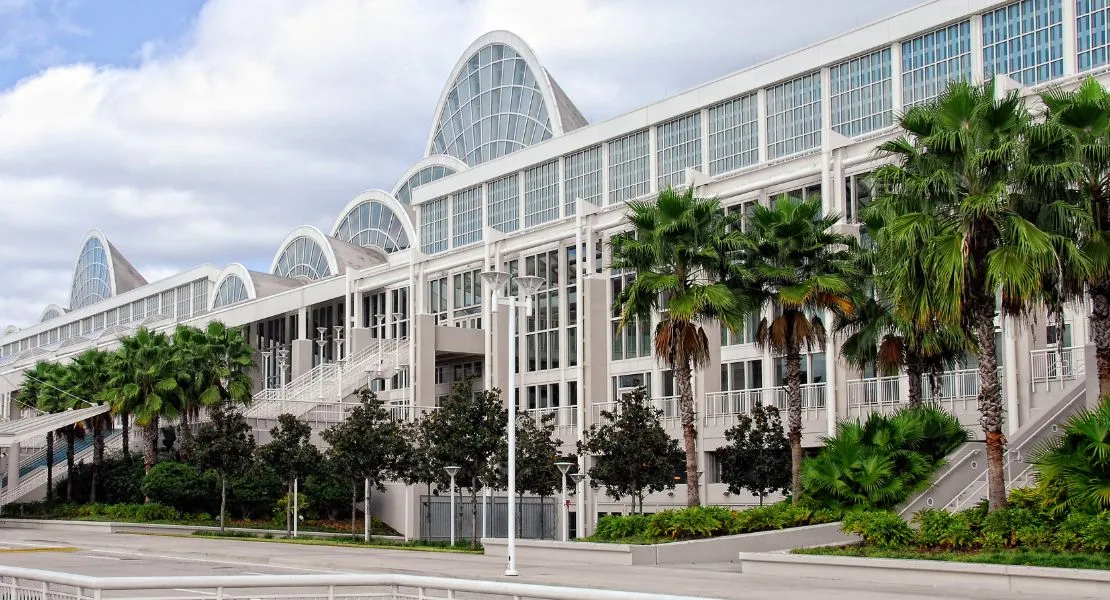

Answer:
[1063,0,1077,77]
[297,307,308,340]
[756,89,768,164]
[648,125,659,194]
[700,108,711,175]
[890,42,904,114]
[970,15,985,83]
[1004,323,1020,436]
[825,314,838,437]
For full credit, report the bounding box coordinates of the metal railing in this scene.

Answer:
[845,376,901,414]
[0,429,137,505]
[0,565,714,600]
[702,384,827,425]
[1030,346,1085,390]
[845,368,996,417]
[522,405,578,428]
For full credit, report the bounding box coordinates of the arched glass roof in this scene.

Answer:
[70,236,113,310]
[395,165,457,205]
[273,236,333,281]
[40,305,65,323]
[429,42,555,167]
[212,274,249,309]
[334,200,410,253]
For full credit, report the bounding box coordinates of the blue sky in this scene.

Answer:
[0,0,203,87]
[0,0,919,327]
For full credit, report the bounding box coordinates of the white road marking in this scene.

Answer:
[240,571,271,575]
[82,555,122,561]
[87,548,346,574]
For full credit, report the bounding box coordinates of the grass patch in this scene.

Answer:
[190,530,483,554]
[795,545,1110,570]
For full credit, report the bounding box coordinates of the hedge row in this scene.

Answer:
[592,503,840,542]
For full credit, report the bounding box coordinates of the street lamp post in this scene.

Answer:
[555,462,574,542]
[261,350,272,390]
[277,347,288,410]
[333,326,344,403]
[481,271,545,576]
[569,472,586,540]
[445,466,461,546]
[316,327,328,399]
[477,475,488,540]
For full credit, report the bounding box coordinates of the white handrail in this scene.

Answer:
[0,429,134,505]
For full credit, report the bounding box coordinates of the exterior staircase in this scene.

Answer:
[0,429,129,505]
[244,338,409,424]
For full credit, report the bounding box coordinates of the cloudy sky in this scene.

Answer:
[0,0,921,327]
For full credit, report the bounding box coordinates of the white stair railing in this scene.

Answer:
[0,429,134,505]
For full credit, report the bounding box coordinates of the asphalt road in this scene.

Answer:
[0,526,1078,599]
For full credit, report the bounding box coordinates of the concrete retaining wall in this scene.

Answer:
[737,552,1110,598]
[0,518,403,540]
[483,522,853,566]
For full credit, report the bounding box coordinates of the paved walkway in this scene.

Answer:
[0,527,1079,599]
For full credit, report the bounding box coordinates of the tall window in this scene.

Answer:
[845,171,875,224]
[452,187,482,248]
[766,72,822,160]
[526,383,560,410]
[369,292,387,337]
[708,94,758,175]
[1077,0,1110,72]
[902,20,973,107]
[192,281,208,316]
[524,161,559,227]
[176,285,191,319]
[982,0,1064,86]
[420,198,449,254]
[391,287,410,339]
[721,311,760,346]
[428,277,448,324]
[829,48,892,137]
[611,373,652,402]
[566,244,580,368]
[564,145,602,214]
[608,130,650,204]
[525,250,560,371]
[610,273,652,361]
[657,113,702,189]
[774,353,827,385]
[721,360,764,391]
[453,269,482,328]
[488,174,520,233]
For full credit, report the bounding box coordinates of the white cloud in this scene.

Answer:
[0,0,918,326]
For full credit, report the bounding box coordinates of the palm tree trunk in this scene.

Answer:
[470,483,478,546]
[975,312,1007,511]
[91,416,104,503]
[64,426,75,503]
[121,412,130,457]
[179,410,192,462]
[785,348,804,503]
[142,417,160,476]
[220,474,227,533]
[45,431,54,503]
[905,360,923,408]
[675,358,700,507]
[1090,282,1110,397]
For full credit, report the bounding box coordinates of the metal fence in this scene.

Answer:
[0,565,715,600]
[420,494,558,541]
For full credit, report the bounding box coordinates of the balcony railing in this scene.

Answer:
[846,368,1001,416]
[703,383,827,425]
[1030,346,1085,390]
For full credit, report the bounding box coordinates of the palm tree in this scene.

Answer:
[1038,77,1110,395]
[20,361,65,502]
[1032,396,1110,514]
[173,322,255,460]
[66,349,114,503]
[609,186,748,507]
[731,195,858,502]
[107,328,181,477]
[869,80,1082,511]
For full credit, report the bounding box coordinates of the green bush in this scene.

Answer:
[593,514,649,540]
[646,506,730,540]
[979,507,1044,549]
[841,511,915,548]
[912,509,975,550]
[56,452,145,505]
[140,461,218,514]
[1053,512,1092,551]
[1032,398,1110,514]
[1082,511,1110,551]
[802,406,968,510]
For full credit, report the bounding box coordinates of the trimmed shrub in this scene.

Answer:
[593,514,649,540]
[912,509,975,550]
[1082,511,1110,551]
[646,506,730,540]
[140,461,218,514]
[1053,512,1093,551]
[841,511,915,548]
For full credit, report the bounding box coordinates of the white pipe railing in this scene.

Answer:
[0,428,137,505]
[1030,346,1085,390]
[0,565,716,600]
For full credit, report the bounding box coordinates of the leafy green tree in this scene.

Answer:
[256,413,321,536]
[321,390,407,538]
[732,195,858,502]
[229,462,283,519]
[397,417,439,539]
[717,403,790,505]
[801,405,968,509]
[610,187,747,507]
[1038,78,1110,395]
[578,386,683,514]
[1032,397,1110,514]
[422,380,506,545]
[107,328,182,476]
[869,80,1083,510]
[496,411,562,537]
[66,349,114,503]
[189,401,256,532]
[140,461,218,513]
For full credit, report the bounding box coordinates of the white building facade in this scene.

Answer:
[0,0,1102,536]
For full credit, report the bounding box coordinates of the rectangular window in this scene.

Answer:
[721,309,760,346]
[656,113,702,189]
[563,145,602,214]
[766,72,822,159]
[451,187,482,248]
[160,291,175,319]
[1078,0,1110,71]
[829,48,893,137]
[610,272,651,361]
[611,373,652,402]
[708,94,759,175]
[844,171,875,223]
[192,281,208,315]
[901,20,973,107]
[176,285,191,318]
[390,287,409,339]
[428,277,448,324]
[420,197,449,254]
[983,0,1064,86]
[524,161,560,227]
[525,250,560,371]
[453,269,482,328]
[608,130,650,204]
[487,174,520,233]
[369,292,387,338]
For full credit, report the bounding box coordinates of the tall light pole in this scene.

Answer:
[333,325,344,403]
[481,271,545,576]
[316,327,328,399]
[569,472,586,540]
[445,466,460,546]
[277,347,288,411]
[555,462,574,542]
[261,350,272,390]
